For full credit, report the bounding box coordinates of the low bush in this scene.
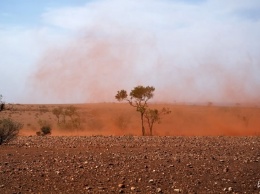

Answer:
[41,125,52,135]
[36,120,52,136]
[0,119,23,145]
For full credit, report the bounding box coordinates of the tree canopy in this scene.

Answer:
[115,86,155,136]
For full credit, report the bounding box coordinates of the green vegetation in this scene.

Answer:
[115,85,170,136]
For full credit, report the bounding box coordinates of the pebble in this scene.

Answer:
[173,188,181,193]
[0,136,257,193]
[228,187,233,191]
[118,183,125,188]
[223,167,229,173]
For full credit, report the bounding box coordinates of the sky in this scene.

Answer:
[0,0,260,104]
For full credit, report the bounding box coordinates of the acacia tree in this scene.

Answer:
[52,106,80,128]
[65,106,80,128]
[115,85,155,136]
[144,108,171,136]
[52,107,63,124]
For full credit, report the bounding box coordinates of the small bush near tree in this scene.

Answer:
[0,119,23,145]
[144,108,171,136]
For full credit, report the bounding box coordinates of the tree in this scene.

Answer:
[65,106,77,120]
[144,108,171,136]
[0,119,23,145]
[115,85,155,136]
[52,106,81,129]
[52,107,63,124]
[65,106,80,128]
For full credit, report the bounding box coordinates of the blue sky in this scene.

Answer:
[1,0,260,104]
[0,0,88,26]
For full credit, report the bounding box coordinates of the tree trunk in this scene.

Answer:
[141,113,145,136]
[63,114,66,123]
[150,123,154,136]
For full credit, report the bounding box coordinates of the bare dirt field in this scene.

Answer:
[0,136,259,193]
[0,103,260,193]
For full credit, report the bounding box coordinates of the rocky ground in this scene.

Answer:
[0,136,259,194]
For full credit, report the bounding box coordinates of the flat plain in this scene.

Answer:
[0,103,259,193]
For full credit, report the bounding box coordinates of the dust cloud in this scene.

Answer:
[30,29,157,103]
[30,26,260,105]
[29,2,260,105]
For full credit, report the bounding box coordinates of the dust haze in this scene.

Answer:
[30,29,260,104]
[29,1,260,105]
[1,103,259,136]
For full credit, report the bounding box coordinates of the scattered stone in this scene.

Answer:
[85,186,92,190]
[223,167,229,173]
[130,186,136,191]
[173,188,181,193]
[0,136,258,193]
[228,187,233,192]
[118,184,125,188]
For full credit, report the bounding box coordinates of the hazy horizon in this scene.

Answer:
[1,0,260,104]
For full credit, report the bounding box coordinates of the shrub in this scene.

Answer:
[0,119,23,145]
[41,125,52,135]
[36,120,52,136]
